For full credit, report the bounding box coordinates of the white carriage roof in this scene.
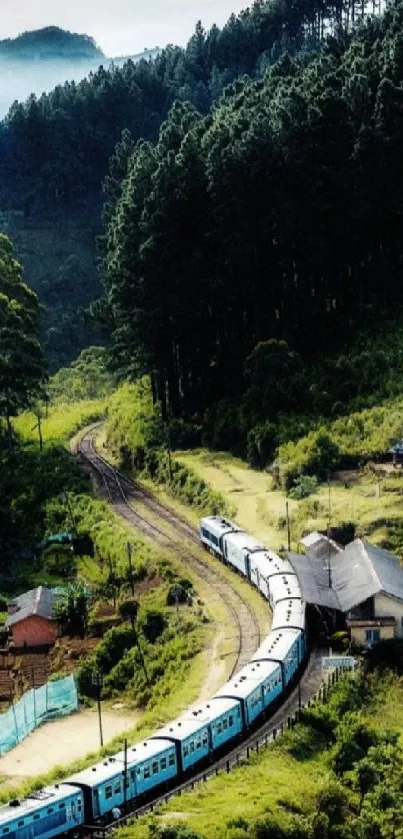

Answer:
[66,758,126,787]
[215,659,279,700]
[254,551,292,576]
[251,628,300,663]
[271,599,305,630]
[114,738,175,765]
[0,786,80,826]
[151,715,210,742]
[186,696,239,719]
[289,537,403,612]
[225,532,264,550]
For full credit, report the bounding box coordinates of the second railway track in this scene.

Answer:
[77,425,263,677]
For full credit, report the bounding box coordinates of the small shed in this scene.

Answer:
[389,441,403,466]
[6,586,59,649]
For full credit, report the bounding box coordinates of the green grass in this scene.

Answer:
[174,448,403,556]
[13,400,105,447]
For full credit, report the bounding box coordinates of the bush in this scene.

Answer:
[141,608,167,643]
[289,475,319,499]
[247,422,277,468]
[275,429,340,490]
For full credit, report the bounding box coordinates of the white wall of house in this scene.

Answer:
[374,593,403,638]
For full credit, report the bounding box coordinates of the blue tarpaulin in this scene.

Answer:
[0,674,78,756]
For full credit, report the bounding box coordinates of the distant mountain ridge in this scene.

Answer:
[0,25,159,64]
[0,26,104,61]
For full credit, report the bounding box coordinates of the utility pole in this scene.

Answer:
[92,671,104,747]
[126,542,134,596]
[327,475,332,589]
[63,492,78,538]
[31,414,43,452]
[123,738,128,813]
[286,502,291,551]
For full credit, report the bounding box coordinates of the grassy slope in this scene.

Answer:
[0,404,215,801]
[174,449,403,555]
[116,672,403,839]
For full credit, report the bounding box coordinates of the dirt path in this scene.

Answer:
[0,707,139,786]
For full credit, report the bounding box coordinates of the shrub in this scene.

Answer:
[247,422,277,468]
[289,475,319,499]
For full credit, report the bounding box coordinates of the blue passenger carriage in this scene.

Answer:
[65,760,131,822]
[187,698,243,750]
[252,629,303,686]
[0,786,85,839]
[151,715,211,772]
[214,660,282,727]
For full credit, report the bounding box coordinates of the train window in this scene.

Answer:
[183,746,189,757]
[152,761,159,774]
[47,809,54,815]
[137,768,141,776]
[33,817,40,822]
[17,822,24,827]
[228,715,233,727]
[217,722,222,734]
[223,718,228,730]
[130,770,135,782]
[77,802,82,811]
[202,732,208,745]
[3,828,10,833]
[105,786,113,800]
[114,783,121,795]
[161,757,167,770]
[196,738,201,749]
[144,766,150,779]
[59,804,66,810]
[169,753,175,766]
[189,741,195,753]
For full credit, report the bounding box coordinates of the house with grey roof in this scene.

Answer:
[289,537,403,647]
[6,586,59,648]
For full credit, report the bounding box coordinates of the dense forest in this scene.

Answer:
[100,0,403,461]
[0,0,387,367]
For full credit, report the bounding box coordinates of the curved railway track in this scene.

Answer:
[77,426,262,677]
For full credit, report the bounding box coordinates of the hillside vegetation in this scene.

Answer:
[115,670,403,839]
[0,0,389,367]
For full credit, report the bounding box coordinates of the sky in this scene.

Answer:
[0,0,251,57]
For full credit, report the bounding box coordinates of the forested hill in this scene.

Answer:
[0,27,104,61]
[100,0,403,456]
[0,0,389,369]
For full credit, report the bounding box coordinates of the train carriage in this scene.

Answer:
[113,739,178,797]
[65,760,131,822]
[252,629,303,686]
[249,550,293,599]
[222,531,264,578]
[214,659,282,727]
[0,787,85,839]
[150,716,211,772]
[267,573,301,608]
[271,599,306,633]
[0,514,307,836]
[199,516,241,557]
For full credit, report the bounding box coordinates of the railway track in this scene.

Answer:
[77,426,262,676]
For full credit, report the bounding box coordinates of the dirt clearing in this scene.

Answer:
[0,707,139,784]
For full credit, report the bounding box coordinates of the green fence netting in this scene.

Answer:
[0,674,78,756]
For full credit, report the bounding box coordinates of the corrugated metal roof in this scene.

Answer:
[6,587,55,628]
[289,538,403,612]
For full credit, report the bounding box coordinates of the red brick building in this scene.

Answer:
[6,586,59,648]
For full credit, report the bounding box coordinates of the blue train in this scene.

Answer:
[0,517,305,835]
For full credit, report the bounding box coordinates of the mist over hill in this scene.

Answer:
[0,26,159,116]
